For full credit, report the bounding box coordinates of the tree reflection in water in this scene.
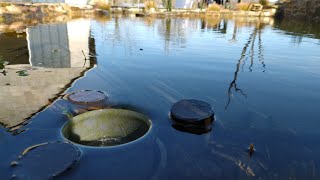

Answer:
[225,22,266,110]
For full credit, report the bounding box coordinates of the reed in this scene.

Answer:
[207,3,221,12]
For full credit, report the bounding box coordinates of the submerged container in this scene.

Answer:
[62,109,152,147]
[12,142,81,179]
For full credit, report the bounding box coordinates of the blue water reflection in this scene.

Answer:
[1,16,320,179]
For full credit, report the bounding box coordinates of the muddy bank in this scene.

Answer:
[0,2,277,20]
[112,7,277,18]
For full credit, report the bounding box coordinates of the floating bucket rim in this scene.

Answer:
[13,141,81,178]
[65,90,107,104]
[60,108,153,148]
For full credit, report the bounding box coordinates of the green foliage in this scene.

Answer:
[0,57,4,70]
[0,3,11,7]
[166,0,172,11]
[95,0,111,10]
[16,70,29,76]
[0,56,8,70]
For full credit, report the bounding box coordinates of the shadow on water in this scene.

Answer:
[274,18,320,44]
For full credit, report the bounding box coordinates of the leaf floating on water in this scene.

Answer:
[11,174,17,179]
[86,106,106,111]
[249,143,255,156]
[16,70,29,76]
[246,166,255,176]
[10,161,19,167]
[22,142,49,156]
[62,109,74,120]
[53,49,60,53]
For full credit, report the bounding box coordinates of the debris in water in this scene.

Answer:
[1,70,7,76]
[82,50,89,60]
[248,143,255,157]
[22,142,49,156]
[53,49,60,53]
[10,174,16,179]
[10,161,19,167]
[16,70,29,76]
[62,109,74,120]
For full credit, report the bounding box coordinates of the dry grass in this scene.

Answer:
[259,0,269,6]
[0,3,11,7]
[207,3,221,12]
[235,2,251,11]
[144,0,157,10]
[95,0,111,11]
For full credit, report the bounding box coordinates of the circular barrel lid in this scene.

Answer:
[12,142,81,179]
[66,90,107,104]
[170,99,214,134]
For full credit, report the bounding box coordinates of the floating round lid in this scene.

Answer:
[170,99,214,122]
[12,142,81,179]
[66,90,107,104]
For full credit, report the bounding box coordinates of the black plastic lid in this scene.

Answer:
[170,99,215,134]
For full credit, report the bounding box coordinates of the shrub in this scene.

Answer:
[0,3,11,7]
[207,3,221,11]
[235,2,251,11]
[144,0,157,10]
[259,0,269,6]
[95,0,111,11]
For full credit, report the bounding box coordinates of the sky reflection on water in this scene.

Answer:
[0,16,320,179]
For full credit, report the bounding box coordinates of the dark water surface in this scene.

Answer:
[0,16,320,179]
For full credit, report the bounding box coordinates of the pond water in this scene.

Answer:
[0,16,320,179]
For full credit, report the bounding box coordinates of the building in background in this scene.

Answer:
[0,19,95,127]
[27,19,91,68]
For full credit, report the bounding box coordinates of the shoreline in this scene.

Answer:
[0,2,277,22]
